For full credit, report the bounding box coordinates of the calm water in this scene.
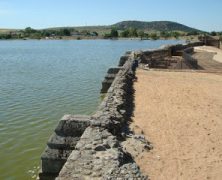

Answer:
[0,39,183,179]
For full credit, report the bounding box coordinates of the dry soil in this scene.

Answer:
[131,69,222,180]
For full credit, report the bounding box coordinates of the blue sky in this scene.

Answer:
[0,0,222,31]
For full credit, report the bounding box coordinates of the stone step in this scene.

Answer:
[119,55,129,66]
[41,146,72,174]
[55,115,91,137]
[107,67,122,74]
[39,171,57,180]
[101,79,114,93]
[47,133,80,150]
[105,74,116,80]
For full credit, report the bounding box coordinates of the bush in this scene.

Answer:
[92,31,98,36]
[0,34,12,39]
[160,31,170,39]
[187,31,199,36]
[150,33,159,40]
[104,33,111,39]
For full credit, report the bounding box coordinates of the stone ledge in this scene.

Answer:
[57,127,147,180]
[40,115,91,179]
[47,133,80,150]
[55,115,91,137]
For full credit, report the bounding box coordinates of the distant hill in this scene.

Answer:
[68,21,202,36]
[0,21,202,33]
[0,20,203,38]
[111,21,201,32]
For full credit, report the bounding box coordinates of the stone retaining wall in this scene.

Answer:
[40,41,204,180]
[57,52,147,179]
[140,48,170,64]
[100,67,124,93]
[169,41,203,56]
[182,52,198,69]
[199,35,220,48]
[182,47,198,69]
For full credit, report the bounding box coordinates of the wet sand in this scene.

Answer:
[131,69,222,180]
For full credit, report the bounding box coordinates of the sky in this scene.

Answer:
[0,0,222,31]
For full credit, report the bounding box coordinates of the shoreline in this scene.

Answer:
[0,36,198,41]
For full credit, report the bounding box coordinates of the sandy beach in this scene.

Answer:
[131,69,222,180]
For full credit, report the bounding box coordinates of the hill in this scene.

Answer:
[111,21,201,32]
[0,20,205,39]
[0,21,202,34]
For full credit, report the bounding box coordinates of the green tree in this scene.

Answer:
[138,30,145,39]
[160,31,166,37]
[210,31,217,36]
[120,29,129,37]
[81,30,90,36]
[160,31,171,39]
[62,28,71,36]
[25,27,37,34]
[41,30,51,37]
[17,33,23,39]
[129,28,138,37]
[110,28,118,37]
[171,31,180,39]
[144,33,149,39]
[5,34,12,39]
[30,32,42,39]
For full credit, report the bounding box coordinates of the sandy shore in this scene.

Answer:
[131,69,222,180]
[195,46,222,63]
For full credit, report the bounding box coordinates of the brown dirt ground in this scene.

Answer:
[131,69,222,180]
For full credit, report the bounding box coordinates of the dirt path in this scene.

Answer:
[195,46,222,63]
[191,46,222,71]
[131,69,222,180]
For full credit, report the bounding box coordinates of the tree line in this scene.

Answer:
[0,27,98,39]
[104,28,222,40]
[0,26,222,41]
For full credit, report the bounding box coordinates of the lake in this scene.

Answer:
[0,39,184,179]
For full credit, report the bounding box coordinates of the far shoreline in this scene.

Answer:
[0,36,194,41]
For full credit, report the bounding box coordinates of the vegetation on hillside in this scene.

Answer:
[112,21,201,32]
